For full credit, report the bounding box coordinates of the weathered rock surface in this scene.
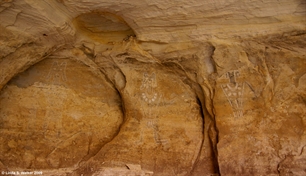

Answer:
[0,0,305,175]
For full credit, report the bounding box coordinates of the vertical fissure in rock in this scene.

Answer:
[188,96,206,175]
[198,93,220,175]
[161,60,220,174]
[207,47,220,174]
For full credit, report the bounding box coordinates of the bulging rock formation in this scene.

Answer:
[0,0,305,175]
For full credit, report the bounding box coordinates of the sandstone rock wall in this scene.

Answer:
[0,0,305,175]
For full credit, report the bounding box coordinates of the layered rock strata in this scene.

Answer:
[0,0,305,175]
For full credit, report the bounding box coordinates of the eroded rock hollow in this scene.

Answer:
[0,0,305,175]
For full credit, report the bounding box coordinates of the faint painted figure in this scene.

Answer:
[140,72,160,118]
[146,118,168,144]
[140,72,167,145]
[43,61,68,136]
[140,73,158,104]
[221,70,244,118]
[46,61,67,85]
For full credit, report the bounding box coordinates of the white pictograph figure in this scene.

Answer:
[140,73,158,104]
[145,118,168,145]
[46,61,67,85]
[43,61,67,136]
[221,70,244,118]
[140,72,168,145]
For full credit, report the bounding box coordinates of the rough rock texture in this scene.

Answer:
[0,0,305,175]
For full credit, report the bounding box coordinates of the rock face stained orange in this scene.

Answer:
[0,0,305,175]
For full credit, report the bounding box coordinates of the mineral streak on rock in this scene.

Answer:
[0,0,305,175]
